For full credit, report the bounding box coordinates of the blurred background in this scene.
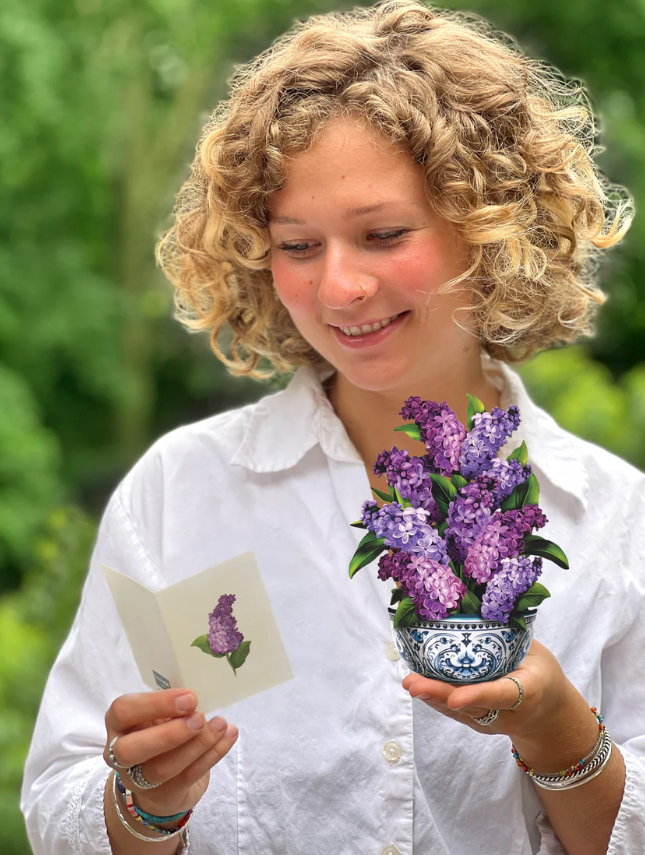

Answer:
[1,0,643,850]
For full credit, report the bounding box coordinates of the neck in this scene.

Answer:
[324,349,501,480]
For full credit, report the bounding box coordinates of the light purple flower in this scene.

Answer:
[481,457,532,503]
[208,594,244,655]
[399,398,466,476]
[372,447,441,520]
[445,475,497,564]
[459,406,521,479]
[463,504,547,584]
[481,556,543,624]
[409,558,467,621]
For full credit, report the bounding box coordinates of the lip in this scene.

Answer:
[329,310,411,349]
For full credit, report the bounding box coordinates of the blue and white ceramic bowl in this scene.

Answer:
[389,608,537,683]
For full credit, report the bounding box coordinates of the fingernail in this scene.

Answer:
[176,693,196,712]
[416,694,431,700]
[187,713,205,731]
[225,724,238,739]
[210,716,227,732]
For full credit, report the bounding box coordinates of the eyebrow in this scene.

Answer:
[269,201,410,225]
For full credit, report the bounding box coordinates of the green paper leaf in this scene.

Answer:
[228,639,251,672]
[428,472,456,517]
[349,531,388,578]
[394,487,410,508]
[226,652,237,676]
[350,520,367,528]
[461,589,481,614]
[437,521,449,537]
[509,613,527,632]
[393,596,418,628]
[394,423,423,442]
[451,473,468,490]
[514,582,551,611]
[500,478,530,511]
[466,393,486,432]
[190,634,226,658]
[371,486,391,503]
[390,587,405,606]
[522,536,569,569]
[507,441,528,467]
[524,473,540,506]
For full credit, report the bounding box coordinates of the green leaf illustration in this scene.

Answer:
[350,520,367,528]
[461,589,482,614]
[393,423,423,442]
[514,582,551,612]
[190,634,226,658]
[371,486,392,503]
[227,640,252,677]
[349,530,388,578]
[428,472,457,517]
[500,478,530,511]
[524,473,540,506]
[523,535,569,568]
[509,613,527,632]
[451,473,468,490]
[506,441,528,466]
[466,393,486,432]
[390,586,405,606]
[393,596,418,628]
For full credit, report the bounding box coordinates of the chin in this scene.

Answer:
[331,359,411,393]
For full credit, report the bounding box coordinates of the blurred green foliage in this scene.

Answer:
[1,0,644,852]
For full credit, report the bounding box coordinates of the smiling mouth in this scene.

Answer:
[332,310,410,336]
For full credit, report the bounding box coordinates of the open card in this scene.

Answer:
[102,550,294,714]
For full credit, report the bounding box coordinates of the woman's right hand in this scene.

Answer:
[103,687,238,818]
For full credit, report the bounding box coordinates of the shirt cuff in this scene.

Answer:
[534,744,645,855]
[78,759,113,855]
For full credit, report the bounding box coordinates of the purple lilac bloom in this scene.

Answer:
[463,504,548,584]
[208,594,244,655]
[399,398,466,477]
[361,499,381,530]
[384,506,435,551]
[459,406,521,479]
[372,447,441,521]
[481,458,532,503]
[407,557,467,620]
[445,475,497,564]
[481,556,544,624]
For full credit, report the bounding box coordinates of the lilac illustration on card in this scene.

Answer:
[190,594,251,677]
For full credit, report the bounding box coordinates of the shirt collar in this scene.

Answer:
[229,351,589,517]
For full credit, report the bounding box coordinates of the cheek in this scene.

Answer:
[270,258,312,312]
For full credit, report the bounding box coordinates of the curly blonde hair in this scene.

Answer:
[156,0,634,381]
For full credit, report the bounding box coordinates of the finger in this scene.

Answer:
[402,675,454,705]
[106,689,198,734]
[107,709,216,768]
[140,716,231,785]
[173,724,239,791]
[446,673,525,713]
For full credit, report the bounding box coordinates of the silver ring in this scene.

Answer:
[472,708,500,726]
[503,675,524,710]
[129,762,161,790]
[106,736,130,770]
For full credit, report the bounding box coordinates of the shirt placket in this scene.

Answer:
[326,454,415,855]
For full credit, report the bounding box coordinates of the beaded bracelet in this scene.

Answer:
[115,772,193,835]
[532,735,613,791]
[511,706,605,781]
[111,771,191,845]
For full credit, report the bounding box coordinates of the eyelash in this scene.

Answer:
[277,230,410,257]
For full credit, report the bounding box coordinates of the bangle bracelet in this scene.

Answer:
[115,772,193,834]
[532,740,613,791]
[511,706,605,780]
[111,771,190,844]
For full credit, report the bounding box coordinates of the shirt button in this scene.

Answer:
[386,641,400,661]
[381,846,401,855]
[383,741,402,763]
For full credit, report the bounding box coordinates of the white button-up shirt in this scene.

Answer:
[21,351,645,855]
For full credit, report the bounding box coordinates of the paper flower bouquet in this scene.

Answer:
[348,394,569,682]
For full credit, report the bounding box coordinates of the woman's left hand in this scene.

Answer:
[402,638,570,740]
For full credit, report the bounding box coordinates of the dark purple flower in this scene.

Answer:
[372,447,441,520]
[463,504,547,584]
[481,556,543,624]
[406,557,467,621]
[459,406,521,479]
[208,594,244,655]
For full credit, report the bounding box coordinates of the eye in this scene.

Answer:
[277,230,410,257]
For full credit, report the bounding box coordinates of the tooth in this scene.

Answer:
[380,318,391,327]
[350,327,362,335]
[361,324,374,334]
[341,327,351,335]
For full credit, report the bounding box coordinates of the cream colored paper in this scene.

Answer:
[102,551,294,713]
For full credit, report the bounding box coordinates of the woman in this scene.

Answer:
[21,2,644,853]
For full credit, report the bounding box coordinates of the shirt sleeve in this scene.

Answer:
[19,481,229,854]
[534,479,645,855]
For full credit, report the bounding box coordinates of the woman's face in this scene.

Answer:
[267,116,475,392]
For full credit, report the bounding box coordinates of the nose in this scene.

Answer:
[317,244,374,308]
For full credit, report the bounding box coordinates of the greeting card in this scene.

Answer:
[102,550,294,713]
